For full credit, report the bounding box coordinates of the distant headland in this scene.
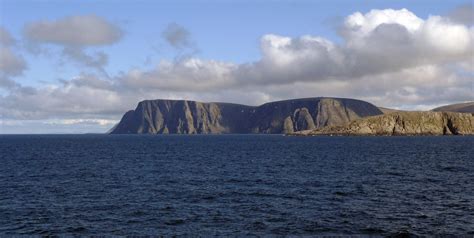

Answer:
[109,98,473,136]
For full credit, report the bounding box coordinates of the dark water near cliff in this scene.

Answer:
[0,135,473,236]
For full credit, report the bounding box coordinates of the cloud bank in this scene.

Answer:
[1,8,473,132]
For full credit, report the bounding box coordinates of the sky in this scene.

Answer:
[0,0,473,134]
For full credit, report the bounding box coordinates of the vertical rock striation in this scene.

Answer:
[110,97,383,134]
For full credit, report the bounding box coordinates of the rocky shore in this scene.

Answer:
[290,111,474,136]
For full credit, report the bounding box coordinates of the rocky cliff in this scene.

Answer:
[432,102,474,113]
[292,111,474,136]
[110,97,383,134]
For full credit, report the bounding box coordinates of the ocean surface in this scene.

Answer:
[0,135,473,236]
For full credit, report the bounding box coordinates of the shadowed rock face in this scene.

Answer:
[292,111,474,136]
[110,97,383,134]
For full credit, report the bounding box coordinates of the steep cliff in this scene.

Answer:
[110,97,383,134]
[292,111,474,136]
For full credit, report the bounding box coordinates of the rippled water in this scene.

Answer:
[0,135,473,236]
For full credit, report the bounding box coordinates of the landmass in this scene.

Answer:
[290,111,474,136]
[110,99,474,136]
[378,107,404,114]
[432,102,474,113]
[110,97,382,134]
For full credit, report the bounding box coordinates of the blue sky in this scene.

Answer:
[0,0,472,133]
[1,0,469,86]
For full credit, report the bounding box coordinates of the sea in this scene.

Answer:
[0,134,473,236]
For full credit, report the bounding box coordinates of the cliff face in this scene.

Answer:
[432,102,474,113]
[110,97,383,134]
[293,111,474,136]
[110,100,251,134]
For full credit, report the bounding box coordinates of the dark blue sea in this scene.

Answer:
[0,135,473,236]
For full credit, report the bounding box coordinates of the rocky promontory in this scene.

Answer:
[110,97,383,134]
[291,111,474,136]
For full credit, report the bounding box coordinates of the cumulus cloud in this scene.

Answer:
[339,9,471,74]
[447,3,474,25]
[1,8,473,132]
[120,8,474,102]
[122,8,472,88]
[249,8,472,82]
[0,27,26,89]
[23,15,122,73]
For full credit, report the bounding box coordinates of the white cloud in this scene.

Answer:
[44,119,118,126]
[0,27,27,89]
[0,74,122,120]
[0,47,27,77]
[230,8,473,85]
[23,15,122,73]
[0,26,15,46]
[1,8,473,133]
[447,3,474,25]
[121,58,237,91]
[24,15,122,46]
[420,16,471,55]
[342,9,423,38]
[340,9,472,75]
[0,118,118,134]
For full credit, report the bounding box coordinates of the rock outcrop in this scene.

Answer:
[432,102,474,113]
[110,97,383,134]
[292,111,474,136]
